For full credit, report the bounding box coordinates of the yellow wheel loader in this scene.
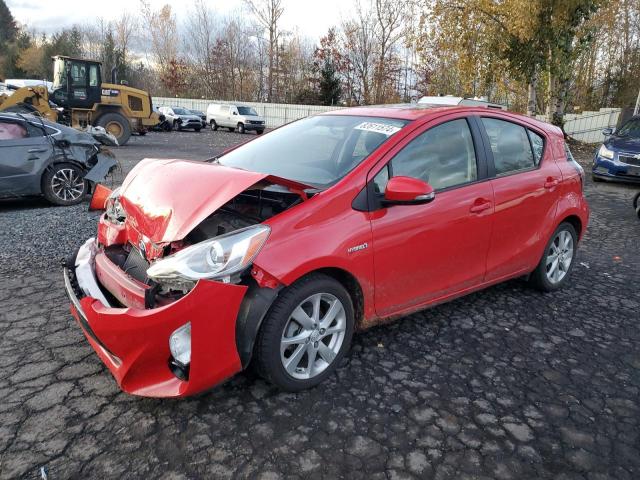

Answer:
[0,56,160,145]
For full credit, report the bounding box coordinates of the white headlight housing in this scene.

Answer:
[169,322,191,365]
[105,187,126,224]
[146,224,270,283]
[598,144,614,160]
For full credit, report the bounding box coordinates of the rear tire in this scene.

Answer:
[529,222,578,292]
[255,273,354,391]
[195,127,201,132]
[42,163,88,206]
[95,112,131,145]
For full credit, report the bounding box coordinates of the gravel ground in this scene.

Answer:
[0,132,639,479]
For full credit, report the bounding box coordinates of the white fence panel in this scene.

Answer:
[153,97,345,128]
[155,98,622,144]
[536,108,622,143]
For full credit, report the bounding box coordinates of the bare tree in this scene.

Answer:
[186,0,222,97]
[244,0,284,101]
[139,0,178,80]
[341,2,376,104]
[372,0,405,103]
[113,12,137,65]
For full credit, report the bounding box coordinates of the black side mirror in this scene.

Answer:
[602,128,614,136]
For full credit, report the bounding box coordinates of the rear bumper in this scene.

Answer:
[64,238,246,397]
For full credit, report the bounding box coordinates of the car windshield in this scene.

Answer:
[617,118,640,137]
[173,107,190,115]
[219,115,408,187]
[238,106,259,116]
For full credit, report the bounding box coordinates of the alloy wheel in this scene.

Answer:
[51,168,85,202]
[545,230,574,284]
[280,293,346,380]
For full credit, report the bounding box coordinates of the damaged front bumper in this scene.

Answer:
[63,238,246,397]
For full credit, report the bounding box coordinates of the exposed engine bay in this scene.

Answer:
[100,184,303,307]
[186,185,302,243]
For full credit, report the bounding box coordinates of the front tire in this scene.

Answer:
[95,112,131,145]
[255,273,354,391]
[237,123,245,134]
[42,163,88,206]
[529,222,578,292]
[210,120,218,131]
[256,129,264,135]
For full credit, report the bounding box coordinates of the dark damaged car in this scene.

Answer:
[0,112,117,205]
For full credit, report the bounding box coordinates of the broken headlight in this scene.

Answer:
[146,225,270,285]
[105,187,126,224]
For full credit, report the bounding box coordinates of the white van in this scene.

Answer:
[206,104,265,134]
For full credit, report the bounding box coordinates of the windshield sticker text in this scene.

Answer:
[355,122,401,136]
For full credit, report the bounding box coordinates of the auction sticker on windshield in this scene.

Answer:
[354,122,402,136]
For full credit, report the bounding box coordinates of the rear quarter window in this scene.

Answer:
[528,130,545,165]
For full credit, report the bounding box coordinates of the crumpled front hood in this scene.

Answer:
[118,159,309,244]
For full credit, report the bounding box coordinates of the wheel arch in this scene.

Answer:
[560,214,583,240]
[237,266,366,369]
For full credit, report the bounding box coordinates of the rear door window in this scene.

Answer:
[0,121,27,140]
[482,118,535,175]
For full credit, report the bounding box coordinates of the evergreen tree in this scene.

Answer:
[0,0,17,45]
[319,59,342,106]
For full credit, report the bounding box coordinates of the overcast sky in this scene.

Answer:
[6,0,352,40]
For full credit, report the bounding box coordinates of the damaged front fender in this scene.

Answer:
[84,150,117,183]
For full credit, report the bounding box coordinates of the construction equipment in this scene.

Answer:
[0,56,160,145]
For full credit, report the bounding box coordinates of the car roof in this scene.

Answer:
[322,104,561,135]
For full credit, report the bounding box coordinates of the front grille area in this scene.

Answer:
[619,154,640,167]
[122,247,150,283]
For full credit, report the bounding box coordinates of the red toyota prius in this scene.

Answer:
[63,105,589,397]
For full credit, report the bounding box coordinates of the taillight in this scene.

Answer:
[564,142,584,191]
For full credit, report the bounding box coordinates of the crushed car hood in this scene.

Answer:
[119,158,310,243]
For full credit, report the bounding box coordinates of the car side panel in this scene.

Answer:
[0,135,54,196]
[482,122,563,281]
[550,134,590,239]
[253,184,378,322]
